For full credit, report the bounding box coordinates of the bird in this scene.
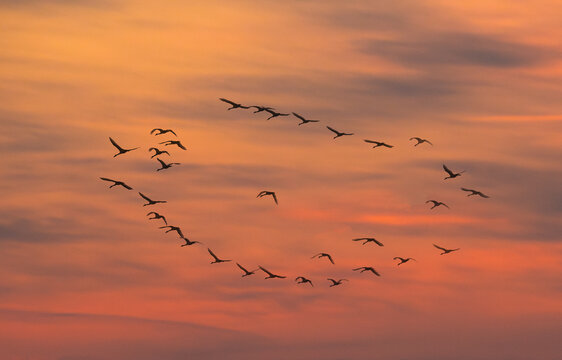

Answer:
[352,267,381,276]
[311,253,335,264]
[394,257,416,266]
[148,147,170,158]
[265,109,289,120]
[327,278,348,287]
[139,192,167,206]
[433,244,460,255]
[364,139,393,148]
[159,225,185,238]
[352,238,384,246]
[292,112,319,125]
[99,177,132,190]
[443,164,465,180]
[180,237,201,247]
[409,137,433,146]
[150,128,177,136]
[295,276,314,287]
[147,211,167,225]
[258,266,286,279]
[219,98,250,110]
[256,191,278,205]
[326,126,353,139]
[250,105,275,113]
[236,263,258,277]
[461,188,490,198]
[108,137,138,157]
[426,200,450,209]
[207,248,231,264]
[159,140,187,150]
[156,158,181,171]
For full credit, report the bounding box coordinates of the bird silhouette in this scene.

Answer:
[443,164,465,180]
[147,211,167,225]
[292,112,319,125]
[265,109,289,120]
[295,276,314,286]
[364,139,393,148]
[109,137,138,157]
[426,200,450,209]
[139,192,167,206]
[353,267,381,276]
[180,237,201,247]
[156,158,181,171]
[159,225,185,238]
[207,248,231,264]
[461,188,490,198]
[148,147,170,158]
[236,263,258,277]
[326,126,353,139]
[250,105,275,113]
[150,128,177,136]
[257,191,278,205]
[352,238,384,246]
[394,257,416,266]
[433,244,460,255]
[220,98,250,110]
[327,278,348,287]
[259,266,286,279]
[99,177,132,190]
[311,253,335,264]
[159,140,187,150]
[409,137,433,146]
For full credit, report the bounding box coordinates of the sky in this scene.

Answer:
[1,0,561,359]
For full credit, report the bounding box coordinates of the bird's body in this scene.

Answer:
[292,112,319,125]
[159,225,185,238]
[99,177,132,190]
[364,139,393,148]
[257,191,278,205]
[250,105,275,113]
[160,140,187,150]
[236,263,258,277]
[426,200,450,209]
[220,98,250,110]
[443,164,465,180]
[295,276,314,286]
[326,126,353,139]
[265,109,289,120]
[156,158,181,171]
[353,267,381,276]
[147,211,167,225]
[139,192,167,206]
[207,248,231,264]
[433,244,460,255]
[259,266,286,279]
[410,137,433,146]
[150,128,177,136]
[311,253,335,264]
[180,237,201,247]
[327,278,348,287]
[461,188,490,198]
[148,147,170,158]
[394,257,416,266]
[109,137,138,157]
[352,237,384,246]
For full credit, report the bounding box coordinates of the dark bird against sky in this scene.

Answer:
[311,253,335,264]
[159,225,185,238]
[257,191,278,205]
[352,237,384,246]
[259,266,287,279]
[236,263,258,277]
[150,128,177,136]
[352,267,381,276]
[326,126,354,139]
[364,139,393,148]
[394,257,416,266]
[327,278,348,287]
[139,192,167,206]
[250,105,274,113]
[147,211,167,225]
[207,248,231,264]
[99,177,132,190]
[148,147,170,158]
[295,276,314,286]
[409,137,433,146]
[292,112,319,125]
[159,140,187,150]
[265,109,289,120]
[433,244,460,255]
[426,200,450,209]
[443,164,465,180]
[219,98,250,110]
[461,188,490,198]
[109,137,138,157]
[156,157,181,171]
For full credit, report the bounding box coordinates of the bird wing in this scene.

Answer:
[259,266,274,276]
[352,238,364,242]
[219,98,237,106]
[371,269,380,276]
[409,137,420,141]
[443,164,454,176]
[292,112,305,121]
[460,188,473,192]
[236,263,249,273]
[169,130,177,136]
[425,140,433,145]
[393,257,404,261]
[272,193,278,204]
[207,248,219,261]
[99,177,115,183]
[479,193,490,198]
[364,139,377,144]
[327,254,334,264]
[159,141,171,145]
[442,203,450,208]
[311,253,321,259]
[352,267,363,271]
[382,143,393,148]
[326,126,339,134]
[177,142,187,150]
[147,212,156,216]
[139,192,151,201]
[109,137,123,151]
[373,239,384,246]
[150,128,162,134]
[121,182,132,190]
[156,158,167,167]
[433,244,447,251]
[327,278,337,284]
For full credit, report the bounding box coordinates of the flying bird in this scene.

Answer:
[148,147,170,158]
[265,109,289,120]
[394,257,416,266]
[159,225,185,238]
[156,158,181,171]
[150,128,177,136]
[108,137,138,157]
[433,244,460,255]
[259,266,286,279]
[207,248,231,264]
[311,253,335,264]
[410,137,433,146]
[139,192,167,206]
[99,177,132,190]
[219,98,250,110]
[364,139,393,148]
[326,126,353,139]
[426,200,450,209]
[461,188,490,198]
[443,164,465,180]
[236,263,258,277]
[180,237,201,247]
[159,140,187,150]
[292,112,319,125]
[295,276,314,287]
[327,278,348,287]
[147,211,167,225]
[352,267,381,276]
[352,238,384,246]
[257,191,278,205]
[250,105,275,113]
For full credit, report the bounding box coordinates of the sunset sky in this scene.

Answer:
[1,0,561,359]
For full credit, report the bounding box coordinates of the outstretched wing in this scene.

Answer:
[443,164,454,176]
[219,98,237,106]
[433,244,447,252]
[373,239,384,246]
[363,139,377,144]
[150,128,162,134]
[326,126,339,135]
[236,263,249,273]
[109,137,123,151]
[259,266,274,276]
[327,254,335,264]
[292,112,305,121]
[99,177,115,183]
[177,141,187,150]
[138,192,151,201]
[460,187,473,193]
[156,158,167,167]
[272,192,278,205]
[121,182,132,190]
[207,248,219,261]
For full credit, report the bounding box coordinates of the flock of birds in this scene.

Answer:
[99,98,490,288]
